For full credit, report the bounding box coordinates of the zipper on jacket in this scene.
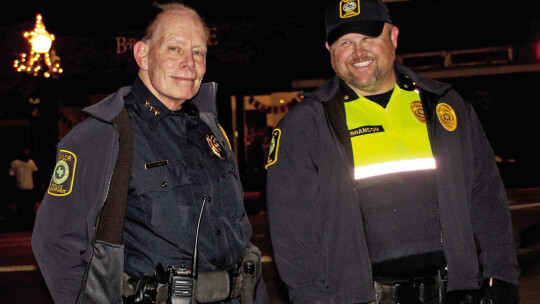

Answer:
[322,98,374,265]
[323,102,356,182]
[417,84,448,271]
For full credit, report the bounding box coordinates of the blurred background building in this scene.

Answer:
[1,1,539,195]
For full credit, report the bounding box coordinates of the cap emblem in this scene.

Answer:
[341,0,360,18]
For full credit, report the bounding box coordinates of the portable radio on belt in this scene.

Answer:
[167,196,208,304]
[167,263,194,304]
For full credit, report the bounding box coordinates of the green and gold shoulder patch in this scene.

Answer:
[265,129,281,169]
[48,150,77,196]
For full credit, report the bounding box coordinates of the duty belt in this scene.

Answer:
[373,268,447,304]
[122,246,262,304]
[122,267,239,304]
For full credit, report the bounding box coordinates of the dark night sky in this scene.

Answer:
[1,0,539,97]
[0,1,326,34]
[1,0,539,52]
[1,1,539,186]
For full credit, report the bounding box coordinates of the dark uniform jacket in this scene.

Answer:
[266,64,520,304]
[32,83,266,303]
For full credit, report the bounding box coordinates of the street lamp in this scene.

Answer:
[13,14,63,78]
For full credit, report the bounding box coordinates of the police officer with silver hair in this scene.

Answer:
[266,0,520,303]
[32,2,268,303]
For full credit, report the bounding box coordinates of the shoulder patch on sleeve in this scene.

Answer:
[219,125,232,150]
[436,103,457,132]
[48,150,77,196]
[265,129,281,169]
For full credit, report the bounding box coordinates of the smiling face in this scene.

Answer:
[135,9,207,110]
[326,24,399,96]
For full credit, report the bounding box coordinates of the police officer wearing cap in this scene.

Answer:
[32,2,268,304]
[266,0,520,303]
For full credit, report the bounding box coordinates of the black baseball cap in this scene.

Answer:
[326,0,393,46]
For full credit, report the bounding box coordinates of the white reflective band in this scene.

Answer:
[354,158,436,180]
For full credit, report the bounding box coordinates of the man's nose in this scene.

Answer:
[352,42,369,57]
[181,52,195,69]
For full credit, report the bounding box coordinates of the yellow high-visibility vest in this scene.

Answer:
[344,84,435,180]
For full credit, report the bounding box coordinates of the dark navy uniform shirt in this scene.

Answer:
[123,78,248,278]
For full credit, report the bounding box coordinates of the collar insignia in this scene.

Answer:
[144,100,160,116]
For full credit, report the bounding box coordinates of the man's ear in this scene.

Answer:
[134,41,149,70]
[391,26,399,50]
[325,41,331,51]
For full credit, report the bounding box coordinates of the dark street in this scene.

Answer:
[1,188,540,303]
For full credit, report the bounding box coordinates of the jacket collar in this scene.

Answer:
[305,63,453,104]
[394,64,453,95]
[83,80,218,123]
[129,78,199,129]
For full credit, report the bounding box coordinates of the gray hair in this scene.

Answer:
[141,1,209,43]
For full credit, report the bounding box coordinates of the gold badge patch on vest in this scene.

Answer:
[340,0,360,18]
[207,132,226,160]
[436,103,457,131]
[265,129,281,169]
[48,150,77,196]
[410,100,426,124]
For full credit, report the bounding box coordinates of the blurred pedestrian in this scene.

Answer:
[9,148,38,229]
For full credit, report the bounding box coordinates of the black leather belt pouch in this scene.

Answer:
[416,276,438,302]
[375,276,439,304]
[195,270,231,303]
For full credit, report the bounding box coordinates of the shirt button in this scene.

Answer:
[216,229,221,235]
[162,182,167,187]
[199,163,204,169]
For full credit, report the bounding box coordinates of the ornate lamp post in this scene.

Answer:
[13,14,63,78]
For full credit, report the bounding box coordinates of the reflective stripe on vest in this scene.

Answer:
[344,84,435,180]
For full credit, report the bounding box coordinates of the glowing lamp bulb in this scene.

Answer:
[14,13,63,77]
[31,34,53,53]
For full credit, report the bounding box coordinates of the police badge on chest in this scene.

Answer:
[206,132,226,160]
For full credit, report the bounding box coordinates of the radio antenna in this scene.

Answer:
[192,196,207,278]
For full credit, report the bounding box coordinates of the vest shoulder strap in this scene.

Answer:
[95,107,133,245]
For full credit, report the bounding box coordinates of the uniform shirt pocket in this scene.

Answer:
[212,159,244,219]
[131,162,194,230]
